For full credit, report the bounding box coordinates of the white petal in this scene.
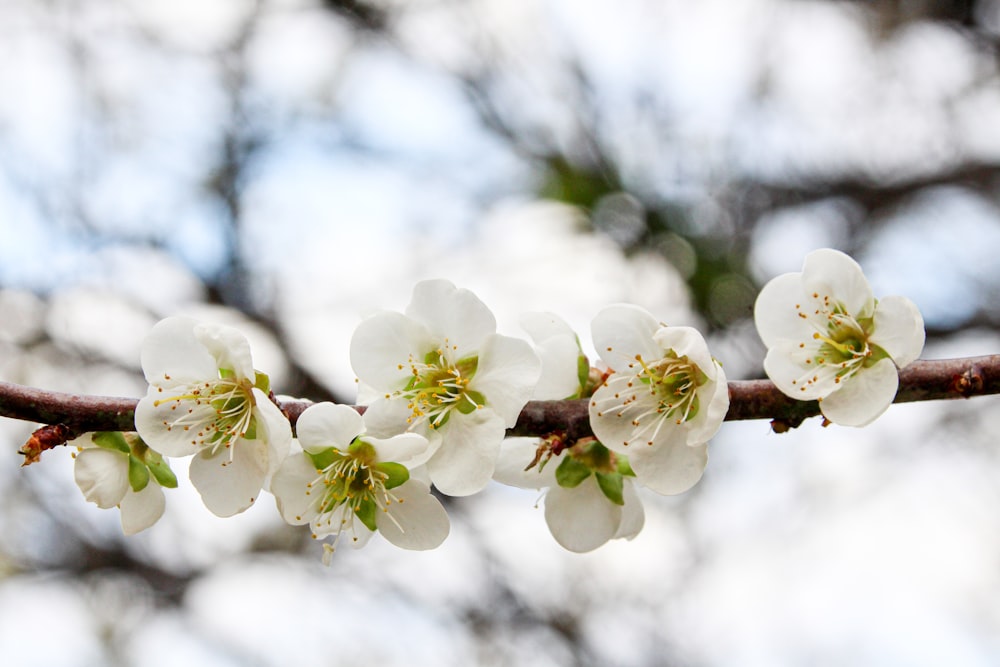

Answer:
[471,333,541,427]
[74,448,129,509]
[405,279,497,356]
[801,248,874,318]
[819,358,899,427]
[270,451,320,526]
[653,326,716,378]
[685,363,730,444]
[189,440,268,517]
[763,341,840,400]
[519,311,575,343]
[426,410,506,496]
[252,389,292,475]
[295,402,364,453]
[368,433,430,466]
[754,272,813,348]
[134,387,219,458]
[629,440,708,495]
[870,295,925,368]
[591,304,662,371]
[194,322,255,380]
[588,374,653,454]
[119,482,165,535]
[376,479,450,550]
[350,311,435,390]
[359,397,415,439]
[531,333,584,400]
[140,316,218,385]
[544,477,621,552]
[613,480,645,540]
[493,437,556,489]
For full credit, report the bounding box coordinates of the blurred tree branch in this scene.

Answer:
[3,356,998,462]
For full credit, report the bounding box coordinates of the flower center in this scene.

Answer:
[791,294,879,392]
[397,343,485,429]
[153,371,257,454]
[305,440,407,540]
[636,353,706,425]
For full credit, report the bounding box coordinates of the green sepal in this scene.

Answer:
[575,354,590,399]
[555,456,591,488]
[93,431,130,454]
[243,415,258,440]
[145,450,178,489]
[254,371,270,394]
[128,454,150,493]
[307,447,341,471]
[595,471,625,506]
[456,390,487,414]
[616,455,636,477]
[355,499,378,532]
[219,367,236,379]
[376,462,409,490]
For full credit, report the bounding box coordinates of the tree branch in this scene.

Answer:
[2,356,998,459]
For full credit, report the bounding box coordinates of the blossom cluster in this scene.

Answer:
[70,249,924,555]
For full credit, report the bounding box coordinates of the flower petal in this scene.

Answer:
[134,387,219,458]
[763,341,840,400]
[544,476,621,552]
[295,402,364,453]
[426,410,506,496]
[189,439,268,517]
[368,433,430,466]
[613,480,645,540]
[252,388,292,475]
[194,322,254,380]
[685,363,730,443]
[405,279,497,356]
[870,295,925,368]
[591,304,662,371]
[376,479,450,550]
[819,357,899,427]
[140,316,218,385]
[471,333,540,426]
[629,440,708,495]
[119,482,165,535]
[530,333,584,400]
[801,248,874,318]
[74,447,129,509]
[493,437,557,489]
[270,449,319,526]
[753,272,813,348]
[653,326,716,380]
[350,311,436,391]
[520,311,576,343]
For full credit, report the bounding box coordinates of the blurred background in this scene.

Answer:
[2,0,1000,664]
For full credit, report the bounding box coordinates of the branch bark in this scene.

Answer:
[2,356,998,452]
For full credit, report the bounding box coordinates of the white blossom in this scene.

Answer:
[588,304,728,495]
[270,402,449,553]
[754,248,925,426]
[134,316,291,516]
[73,432,175,535]
[350,279,540,496]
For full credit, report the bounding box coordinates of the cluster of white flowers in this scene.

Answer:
[71,249,924,555]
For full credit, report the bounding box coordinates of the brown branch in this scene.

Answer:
[2,356,999,457]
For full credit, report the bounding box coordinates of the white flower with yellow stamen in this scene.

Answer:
[588,304,728,495]
[134,316,291,517]
[270,402,449,554]
[350,279,541,496]
[754,248,925,426]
